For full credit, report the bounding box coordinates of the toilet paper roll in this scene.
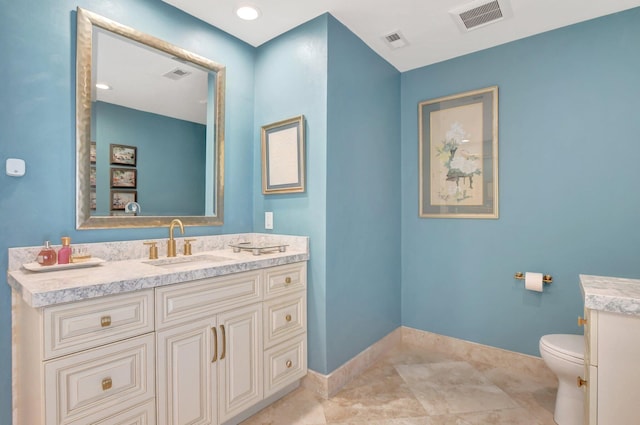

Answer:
[525,272,544,292]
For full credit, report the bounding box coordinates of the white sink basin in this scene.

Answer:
[143,254,232,269]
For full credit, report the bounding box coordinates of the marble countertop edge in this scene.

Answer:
[580,274,640,316]
[9,248,309,308]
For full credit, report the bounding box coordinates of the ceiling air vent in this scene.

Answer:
[383,31,408,50]
[450,0,512,32]
[163,67,192,81]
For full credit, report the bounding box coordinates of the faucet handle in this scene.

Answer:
[184,238,196,256]
[143,242,158,260]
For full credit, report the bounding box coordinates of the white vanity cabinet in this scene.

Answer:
[13,289,156,425]
[154,262,308,425]
[155,271,264,425]
[12,259,308,425]
[582,308,640,425]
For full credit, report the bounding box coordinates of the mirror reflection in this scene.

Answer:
[76,7,225,229]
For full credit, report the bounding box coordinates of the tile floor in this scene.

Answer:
[241,342,558,425]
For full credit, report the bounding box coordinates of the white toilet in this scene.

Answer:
[539,334,584,425]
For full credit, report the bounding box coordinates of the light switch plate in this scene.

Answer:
[265,212,273,230]
[6,158,26,177]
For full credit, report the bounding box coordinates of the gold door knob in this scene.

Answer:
[284,277,292,285]
[100,316,112,327]
[102,377,112,391]
[285,314,292,322]
[578,317,588,327]
[286,360,293,368]
[577,376,587,387]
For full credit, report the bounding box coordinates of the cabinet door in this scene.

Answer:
[156,317,217,425]
[597,311,640,424]
[217,303,263,423]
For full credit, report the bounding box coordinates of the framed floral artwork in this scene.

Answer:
[419,86,498,219]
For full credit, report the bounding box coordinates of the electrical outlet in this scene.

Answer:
[265,212,273,230]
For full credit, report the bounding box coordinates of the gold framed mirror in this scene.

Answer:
[76,7,225,229]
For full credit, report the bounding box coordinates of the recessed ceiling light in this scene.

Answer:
[236,5,261,21]
[95,83,112,90]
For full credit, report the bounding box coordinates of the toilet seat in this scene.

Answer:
[540,334,584,364]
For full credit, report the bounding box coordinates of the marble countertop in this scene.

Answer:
[8,233,308,308]
[580,274,640,316]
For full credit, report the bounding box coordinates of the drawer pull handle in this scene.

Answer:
[212,327,218,363]
[286,360,293,368]
[577,376,587,387]
[284,277,292,285]
[100,316,112,327]
[220,325,226,360]
[102,377,112,391]
[285,314,292,322]
[578,317,588,327]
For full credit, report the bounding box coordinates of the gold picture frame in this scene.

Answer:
[261,115,306,194]
[419,86,499,219]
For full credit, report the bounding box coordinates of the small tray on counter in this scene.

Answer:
[228,242,288,256]
[23,257,106,272]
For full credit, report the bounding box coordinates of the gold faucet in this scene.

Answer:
[167,219,184,257]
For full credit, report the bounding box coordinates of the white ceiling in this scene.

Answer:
[162,0,640,72]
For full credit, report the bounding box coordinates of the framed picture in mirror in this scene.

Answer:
[110,144,137,166]
[111,190,137,210]
[111,168,137,188]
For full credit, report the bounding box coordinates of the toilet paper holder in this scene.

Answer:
[514,272,552,284]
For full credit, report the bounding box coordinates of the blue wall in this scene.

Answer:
[94,101,206,216]
[0,0,255,422]
[2,0,640,420]
[401,8,640,356]
[325,16,401,371]
[253,15,330,373]
[253,15,402,374]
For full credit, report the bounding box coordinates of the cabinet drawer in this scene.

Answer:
[264,263,307,299]
[264,334,307,397]
[90,399,156,425]
[44,290,154,359]
[263,292,306,348]
[156,271,262,329]
[44,334,155,425]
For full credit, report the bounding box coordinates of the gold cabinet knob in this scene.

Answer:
[578,317,588,327]
[102,377,113,391]
[284,277,292,285]
[100,316,112,327]
[577,376,587,387]
[285,314,292,322]
[286,360,292,368]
